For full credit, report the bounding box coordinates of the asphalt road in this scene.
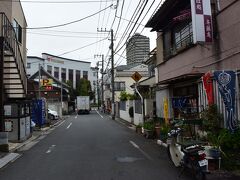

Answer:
[0,110,193,180]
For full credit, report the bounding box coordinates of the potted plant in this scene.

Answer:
[159,123,170,142]
[143,121,155,139]
[207,130,227,158]
[135,124,142,134]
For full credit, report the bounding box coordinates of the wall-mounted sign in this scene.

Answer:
[5,120,13,132]
[191,0,213,43]
[41,79,53,86]
[47,56,64,64]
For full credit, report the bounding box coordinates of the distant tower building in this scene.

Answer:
[126,33,150,66]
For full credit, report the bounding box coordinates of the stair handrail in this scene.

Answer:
[0,12,27,94]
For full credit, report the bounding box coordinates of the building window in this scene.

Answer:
[114,82,125,91]
[174,22,193,50]
[27,63,31,69]
[163,21,193,60]
[61,68,66,82]
[13,19,22,43]
[76,70,81,87]
[83,71,88,79]
[47,65,52,74]
[54,67,59,79]
[69,69,73,83]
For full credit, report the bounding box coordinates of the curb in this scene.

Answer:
[157,139,168,148]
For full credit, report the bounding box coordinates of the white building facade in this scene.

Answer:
[27,53,97,91]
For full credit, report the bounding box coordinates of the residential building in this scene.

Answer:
[146,0,240,131]
[103,64,149,115]
[126,33,150,66]
[0,0,29,146]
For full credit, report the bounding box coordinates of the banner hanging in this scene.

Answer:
[214,71,238,132]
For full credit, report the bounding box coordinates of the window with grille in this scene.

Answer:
[114,82,126,91]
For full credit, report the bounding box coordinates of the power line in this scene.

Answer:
[57,37,108,56]
[14,0,116,3]
[28,29,107,34]
[26,4,113,29]
[28,32,107,39]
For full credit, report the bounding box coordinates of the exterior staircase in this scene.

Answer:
[0,13,27,99]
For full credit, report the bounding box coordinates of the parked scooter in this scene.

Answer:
[167,128,208,180]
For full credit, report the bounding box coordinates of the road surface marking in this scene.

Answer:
[46,145,56,154]
[56,120,65,128]
[96,110,103,118]
[75,115,78,119]
[66,122,72,129]
[129,140,153,161]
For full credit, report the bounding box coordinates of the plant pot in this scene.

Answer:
[155,126,161,138]
[136,127,142,134]
[209,148,221,158]
[144,129,154,139]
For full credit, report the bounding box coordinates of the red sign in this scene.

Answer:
[173,9,191,22]
[204,15,213,43]
[45,86,53,91]
[195,0,203,14]
[202,72,214,105]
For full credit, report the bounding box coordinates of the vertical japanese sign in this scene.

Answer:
[202,72,214,105]
[214,71,238,132]
[163,97,169,123]
[191,0,213,43]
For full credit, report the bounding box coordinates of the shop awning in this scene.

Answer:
[157,73,203,85]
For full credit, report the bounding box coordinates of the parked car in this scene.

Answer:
[48,109,59,120]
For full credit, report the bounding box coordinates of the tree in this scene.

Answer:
[76,78,94,100]
[66,80,77,101]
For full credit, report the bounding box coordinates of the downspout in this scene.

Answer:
[135,83,145,124]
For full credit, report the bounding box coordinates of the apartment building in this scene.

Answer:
[126,33,150,66]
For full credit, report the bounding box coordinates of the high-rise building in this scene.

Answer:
[126,33,150,65]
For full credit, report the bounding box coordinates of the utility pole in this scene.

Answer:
[94,55,105,111]
[101,54,104,110]
[97,28,115,120]
[110,29,115,120]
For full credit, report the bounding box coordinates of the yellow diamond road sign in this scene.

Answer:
[131,71,142,82]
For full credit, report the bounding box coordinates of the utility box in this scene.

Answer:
[4,101,31,142]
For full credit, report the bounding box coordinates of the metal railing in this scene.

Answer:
[0,12,27,95]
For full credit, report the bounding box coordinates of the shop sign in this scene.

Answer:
[202,72,214,105]
[191,0,213,43]
[163,97,169,123]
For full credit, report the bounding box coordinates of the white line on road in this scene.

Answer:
[46,145,56,154]
[129,140,153,161]
[66,122,72,129]
[75,115,78,119]
[56,120,65,128]
[96,110,103,118]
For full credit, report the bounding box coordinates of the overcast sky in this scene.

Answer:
[21,0,163,68]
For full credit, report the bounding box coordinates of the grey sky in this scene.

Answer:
[21,0,163,68]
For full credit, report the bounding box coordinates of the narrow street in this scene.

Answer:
[0,110,192,180]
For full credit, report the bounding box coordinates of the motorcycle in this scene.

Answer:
[167,128,208,180]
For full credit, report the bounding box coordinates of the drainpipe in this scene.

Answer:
[135,83,145,124]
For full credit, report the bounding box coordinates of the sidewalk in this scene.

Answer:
[0,119,63,169]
